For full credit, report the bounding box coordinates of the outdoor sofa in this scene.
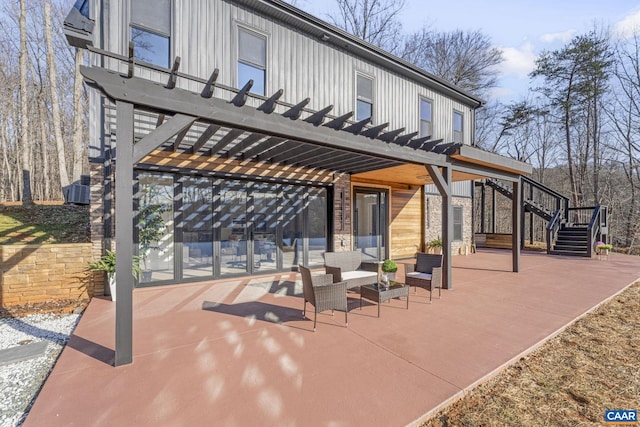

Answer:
[323,250,379,290]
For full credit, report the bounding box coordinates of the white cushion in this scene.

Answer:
[406,272,432,280]
[341,270,377,281]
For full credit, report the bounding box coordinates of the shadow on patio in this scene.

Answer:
[24,250,640,426]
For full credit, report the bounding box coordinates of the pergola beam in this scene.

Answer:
[133,113,196,163]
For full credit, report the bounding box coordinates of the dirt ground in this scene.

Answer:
[422,280,640,427]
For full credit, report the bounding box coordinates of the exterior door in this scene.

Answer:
[354,188,387,261]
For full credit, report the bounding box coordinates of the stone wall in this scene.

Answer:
[332,173,353,251]
[424,194,473,255]
[0,243,98,307]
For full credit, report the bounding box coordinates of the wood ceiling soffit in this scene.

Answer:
[133,113,196,163]
[258,89,284,114]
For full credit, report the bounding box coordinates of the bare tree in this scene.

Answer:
[330,0,405,54]
[45,1,71,189]
[402,29,503,96]
[19,0,33,204]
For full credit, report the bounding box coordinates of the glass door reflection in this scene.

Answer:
[251,182,278,273]
[218,180,248,276]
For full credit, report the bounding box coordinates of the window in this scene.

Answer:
[238,28,266,96]
[356,74,374,122]
[453,206,463,241]
[420,99,432,138]
[453,111,463,143]
[130,0,170,68]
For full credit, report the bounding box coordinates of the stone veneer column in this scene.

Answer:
[332,174,352,251]
[424,194,473,255]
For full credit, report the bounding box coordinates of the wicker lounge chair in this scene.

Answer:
[404,253,442,303]
[299,265,348,331]
[323,251,379,290]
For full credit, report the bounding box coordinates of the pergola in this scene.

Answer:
[81,51,531,365]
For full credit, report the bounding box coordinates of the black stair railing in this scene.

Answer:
[587,205,608,257]
[546,208,563,254]
[521,176,569,221]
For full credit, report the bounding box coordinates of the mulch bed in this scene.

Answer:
[0,299,89,319]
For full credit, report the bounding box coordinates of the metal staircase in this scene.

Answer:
[484,177,608,257]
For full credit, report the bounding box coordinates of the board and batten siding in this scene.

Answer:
[94,0,476,147]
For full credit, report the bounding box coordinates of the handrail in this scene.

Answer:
[521,176,567,200]
[587,205,603,257]
[546,208,563,254]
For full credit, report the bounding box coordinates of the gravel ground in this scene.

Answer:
[0,313,80,427]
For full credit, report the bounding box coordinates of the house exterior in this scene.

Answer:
[65,0,531,364]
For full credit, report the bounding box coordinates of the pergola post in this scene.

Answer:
[512,178,521,273]
[426,164,452,290]
[115,101,135,366]
[491,187,497,233]
[480,182,486,233]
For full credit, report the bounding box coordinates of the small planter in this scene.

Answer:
[108,273,116,301]
[141,270,153,283]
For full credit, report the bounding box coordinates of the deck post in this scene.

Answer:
[512,178,521,273]
[115,101,134,366]
[491,187,497,233]
[480,182,486,234]
[426,164,452,290]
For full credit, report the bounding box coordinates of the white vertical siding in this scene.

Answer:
[100,0,476,145]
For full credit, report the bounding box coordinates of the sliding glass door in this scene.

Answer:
[354,188,387,262]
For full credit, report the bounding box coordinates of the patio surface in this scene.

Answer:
[25,249,640,426]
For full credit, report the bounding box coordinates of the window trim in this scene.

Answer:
[128,0,172,69]
[419,97,433,138]
[236,24,268,96]
[355,71,375,123]
[453,110,464,144]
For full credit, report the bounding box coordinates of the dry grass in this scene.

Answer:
[422,280,640,427]
[0,204,89,244]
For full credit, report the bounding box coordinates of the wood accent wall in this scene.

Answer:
[390,187,423,259]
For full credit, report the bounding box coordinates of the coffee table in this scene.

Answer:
[359,282,409,317]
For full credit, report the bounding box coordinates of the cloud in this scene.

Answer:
[615,9,640,39]
[499,42,537,79]
[540,29,576,44]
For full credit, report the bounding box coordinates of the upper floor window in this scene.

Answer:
[130,0,171,68]
[356,74,373,122]
[420,99,432,138]
[453,111,463,143]
[238,28,266,96]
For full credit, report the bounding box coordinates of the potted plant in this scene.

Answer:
[381,259,398,285]
[428,236,443,254]
[594,242,612,257]
[88,250,141,301]
[138,195,167,282]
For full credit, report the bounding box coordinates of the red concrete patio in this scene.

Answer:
[25,249,640,426]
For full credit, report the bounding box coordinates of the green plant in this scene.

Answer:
[138,196,167,271]
[428,236,443,248]
[596,243,612,251]
[88,249,141,279]
[381,259,397,273]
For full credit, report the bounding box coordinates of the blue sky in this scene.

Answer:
[294,0,640,103]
